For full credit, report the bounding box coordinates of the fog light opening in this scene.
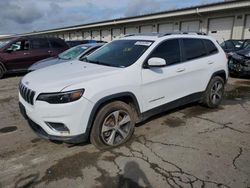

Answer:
[46,122,70,133]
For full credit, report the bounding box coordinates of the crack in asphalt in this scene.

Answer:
[144,139,199,151]
[110,135,231,188]
[196,116,250,134]
[233,147,243,170]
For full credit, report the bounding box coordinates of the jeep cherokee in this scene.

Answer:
[19,33,228,149]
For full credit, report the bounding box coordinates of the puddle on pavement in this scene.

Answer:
[181,106,223,118]
[38,151,100,183]
[235,80,250,86]
[0,126,17,133]
[162,117,185,127]
[31,138,42,143]
[0,96,14,103]
[225,85,250,100]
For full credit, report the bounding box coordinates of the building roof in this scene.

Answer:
[0,0,249,40]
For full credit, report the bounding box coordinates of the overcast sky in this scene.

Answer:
[0,0,223,35]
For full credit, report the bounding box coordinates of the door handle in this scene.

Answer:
[23,52,30,55]
[176,68,185,73]
[208,61,214,65]
[48,51,52,54]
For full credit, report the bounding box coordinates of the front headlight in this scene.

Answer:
[37,89,84,104]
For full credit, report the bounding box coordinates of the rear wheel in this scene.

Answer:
[202,76,225,108]
[90,101,135,149]
[0,66,4,79]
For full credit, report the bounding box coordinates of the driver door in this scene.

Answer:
[141,39,187,112]
[2,39,33,71]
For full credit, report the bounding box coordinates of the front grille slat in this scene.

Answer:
[19,83,36,105]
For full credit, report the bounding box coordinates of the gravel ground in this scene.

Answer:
[0,75,249,188]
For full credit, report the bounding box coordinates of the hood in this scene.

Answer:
[28,57,67,71]
[236,49,250,58]
[22,60,120,93]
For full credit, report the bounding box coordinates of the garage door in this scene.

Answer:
[64,33,70,40]
[125,27,139,35]
[92,30,100,40]
[181,21,200,32]
[158,23,174,33]
[83,31,91,40]
[75,31,83,40]
[70,32,77,40]
[112,28,122,40]
[208,17,234,43]
[58,33,64,39]
[101,30,111,42]
[244,15,250,39]
[140,25,154,33]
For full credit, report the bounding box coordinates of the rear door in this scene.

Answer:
[141,39,186,111]
[180,38,213,94]
[29,38,52,67]
[1,39,33,70]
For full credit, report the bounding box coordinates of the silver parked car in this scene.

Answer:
[28,43,105,71]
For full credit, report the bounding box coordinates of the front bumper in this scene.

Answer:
[19,93,94,143]
[228,57,250,76]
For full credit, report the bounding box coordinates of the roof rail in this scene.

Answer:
[159,31,207,37]
[123,32,207,38]
[123,33,160,37]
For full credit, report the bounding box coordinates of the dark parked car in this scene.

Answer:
[28,43,105,71]
[220,39,244,54]
[228,41,250,76]
[66,40,107,47]
[0,37,68,78]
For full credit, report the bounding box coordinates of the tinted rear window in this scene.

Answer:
[31,39,50,49]
[203,39,218,55]
[50,39,66,48]
[182,39,207,61]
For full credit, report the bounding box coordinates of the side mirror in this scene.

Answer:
[147,57,166,68]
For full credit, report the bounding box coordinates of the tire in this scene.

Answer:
[90,101,135,149]
[202,76,225,108]
[0,66,4,79]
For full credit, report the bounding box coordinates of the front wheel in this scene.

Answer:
[90,101,135,149]
[0,66,4,79]
[202,76,225,108]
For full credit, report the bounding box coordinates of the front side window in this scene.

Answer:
[83,40,153,67]
[31,39,50,49]
[59,45,89,60]
[148,39,181,66]
[183,39,207,61]
[9,40,30,51]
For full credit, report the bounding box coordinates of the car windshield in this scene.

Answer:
[231,40,244,48]
[0,40,10,49]
[82,40,153,67]
[242,41,250,49]
[58,45,89,60]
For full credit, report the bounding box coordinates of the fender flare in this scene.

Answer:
[84,92,141,140]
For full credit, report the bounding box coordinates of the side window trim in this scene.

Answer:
[142,38,182,68]
[203,39,219,56]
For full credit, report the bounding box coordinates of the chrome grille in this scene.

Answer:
[19,83,36,105]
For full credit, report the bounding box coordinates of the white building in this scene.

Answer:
[1,0,250,43]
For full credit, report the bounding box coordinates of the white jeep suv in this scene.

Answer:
[19,33,228,149]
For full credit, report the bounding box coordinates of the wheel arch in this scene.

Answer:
[0,61,7,72]
[85,92,142,140]
[211,70,227,83]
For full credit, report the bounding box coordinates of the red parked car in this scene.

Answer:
[0,37,69,78]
